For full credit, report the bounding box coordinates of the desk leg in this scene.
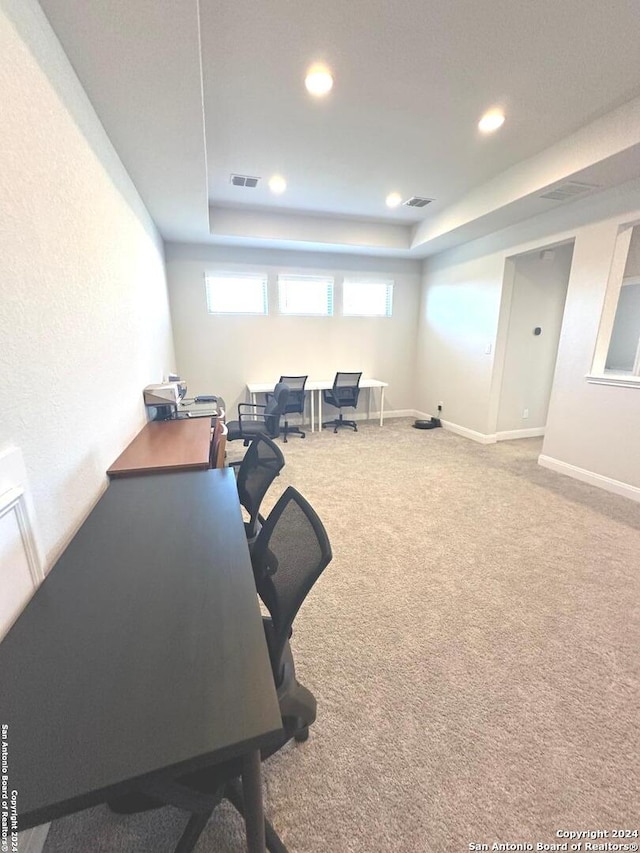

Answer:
[242,750,266,853]
[318,391,322,431]
[380,387,385,426]
[310,391,315,433]
[367,388,371,422]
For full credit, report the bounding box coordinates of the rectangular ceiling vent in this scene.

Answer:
[230,173,260,188]
[540,181,599,202]
[403,196,434,208]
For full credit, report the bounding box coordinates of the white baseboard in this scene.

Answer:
[443,421,496,444]
[538,454,640,503]
[375,409,415,420]
[19,824,50,853]
[322,409,415,423]
[496,427,546,441]
[414,414,545,445]
[413,411,496,443]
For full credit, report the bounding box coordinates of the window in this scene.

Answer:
[343,280,393,317]
[205,273,268,315]
[591,223,640,383]
[605,223,640,375]
[606,276,640,375]
[278,275,334,316]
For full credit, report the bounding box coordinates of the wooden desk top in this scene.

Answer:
[107,418,212,478]
[0,468,282,830]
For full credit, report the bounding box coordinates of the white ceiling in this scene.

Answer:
[38,0,640,256]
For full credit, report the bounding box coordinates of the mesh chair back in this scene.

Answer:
[251,487,332,684]
[236,435,285,536]
[279,375,307,415]
[263,382,290,437]
[331,371,362,408]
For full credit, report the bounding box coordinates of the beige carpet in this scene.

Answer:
[43,420,640,852]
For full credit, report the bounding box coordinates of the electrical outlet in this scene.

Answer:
[523,408,529,419]
[485,343,492,355]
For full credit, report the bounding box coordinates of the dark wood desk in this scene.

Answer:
[0,469,282,851]
[107,418,212,478]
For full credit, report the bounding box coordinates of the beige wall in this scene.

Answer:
[415,251,501,433]
[166,243,421,418]
[0,0,175,565]
[541,217,640,487]
[417,179,640,490]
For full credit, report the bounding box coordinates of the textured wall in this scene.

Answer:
[165,243,421,417]
[0,0,175,565]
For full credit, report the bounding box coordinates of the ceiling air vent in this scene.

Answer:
[230,174,260,188]
[403,196,434,208]
[540,181,599,201]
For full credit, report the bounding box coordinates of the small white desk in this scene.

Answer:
[246,379,389,432]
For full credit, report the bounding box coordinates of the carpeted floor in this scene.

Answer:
[43,420,640,852]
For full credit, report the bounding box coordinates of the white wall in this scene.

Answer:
[415,251,501,434]
[165,243,421,418]
[497,243,573,433]
[416,179,640,491]
[0,0,175,565]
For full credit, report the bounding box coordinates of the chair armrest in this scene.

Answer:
[238,402,268,427]
[238,402,267,415]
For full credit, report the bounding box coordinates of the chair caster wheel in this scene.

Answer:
[294,725,309,742]
[354,426,358,432]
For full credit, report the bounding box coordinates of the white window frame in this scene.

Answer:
[204,272,268,315]
[342,279,394,317]
[588,222,640,387]
[277,275,334,316]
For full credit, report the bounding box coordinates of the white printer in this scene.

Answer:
[143,380,186,420]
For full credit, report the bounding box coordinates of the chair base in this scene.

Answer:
[109,777,288,853]
[322,413,358,433]
[281,421,305,443]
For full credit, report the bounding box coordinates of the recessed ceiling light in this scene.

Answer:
[268,174,287,194]
[386,192,402,208]
[478,109,505,133]
[305,64,333,97]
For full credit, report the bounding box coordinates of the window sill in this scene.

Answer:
[586,373,640,388]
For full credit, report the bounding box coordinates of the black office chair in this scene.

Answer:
[108,487,333,853]
[236,434,285,543]
[226,382,289,446]
[322,371,362,433]
[267,375,307,442]
[251,486,333,740]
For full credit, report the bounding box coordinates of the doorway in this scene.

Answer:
[495,241,574,439]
